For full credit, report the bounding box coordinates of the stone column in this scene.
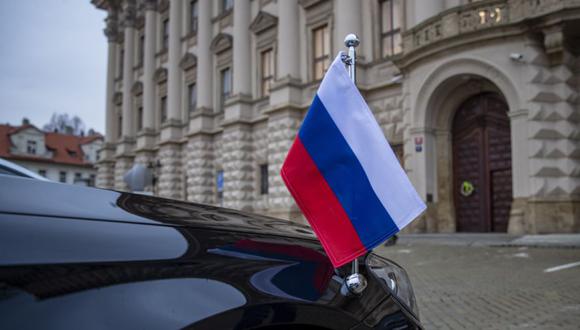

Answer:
[277,0,299,80]
[158,0,184,200]
[186,0,215,203]
[166,0,183,125]
[142,0,157,136]
[134,0,158,188]
[334,0,362,55]
[121,6,136,143]
[232,0,251,96]
[97,10,120,189]
[196,0,213,110]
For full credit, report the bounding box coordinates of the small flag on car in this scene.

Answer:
[281,53,426,268]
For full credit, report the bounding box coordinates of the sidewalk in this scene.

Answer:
[396,233,580,249]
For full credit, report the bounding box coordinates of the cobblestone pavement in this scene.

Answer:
[375,242,580,330]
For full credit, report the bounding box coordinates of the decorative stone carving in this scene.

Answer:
[210,33,233,54]
[120,1,138,28]
[113,92,123,105]
[143,0,158,11]
[153,67,168,83]
[104,11,120,42]
[249,11,278,35]
[131,81,143,95]
[180,52,197,70]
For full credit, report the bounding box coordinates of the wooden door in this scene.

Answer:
[452,93,512,232]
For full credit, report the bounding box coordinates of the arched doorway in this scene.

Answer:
[452,92,512,232]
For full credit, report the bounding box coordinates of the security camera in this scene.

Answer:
[391,74,404,84]
[509,53,524,62]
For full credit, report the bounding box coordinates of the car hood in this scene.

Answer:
[0,175,318,240]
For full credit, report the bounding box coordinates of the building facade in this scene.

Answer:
[92,0,580,233]
[0,120,103,185]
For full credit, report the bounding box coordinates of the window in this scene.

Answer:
[117,114,123,138]
[216,170,224,206]
[162,19,169,50]
[312,25,330,81]
[222,0,233,13]
[38,169,46,177]
[259,164,268,195]
[119,49,124,78]
[188,83,197,112]
[59,171,67,183]
[260,49,274,97]
[137,106,143,131]
[190,0,198,33]
[380,0,403,57]
[75,172,82,181]
[220,67,232,109]
[160,96,168,122]
[89,174,96,187]
[138,34,145,65]
[26,140,37,154]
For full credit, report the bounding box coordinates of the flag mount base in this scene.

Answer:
[344,273,368,295]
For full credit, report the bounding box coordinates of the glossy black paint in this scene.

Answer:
[0,176,422,329]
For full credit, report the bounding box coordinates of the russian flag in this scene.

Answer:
[281,53,426,268]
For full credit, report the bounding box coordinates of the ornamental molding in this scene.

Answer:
[131,81,143,95]
[143,0,158,11]
[249,11,278,35]
[210,33,233,54]
[154,67,168,83]
[180,52,197,70]
[113,92,123,105]
[298,0,327,9]
[104,11,121,42]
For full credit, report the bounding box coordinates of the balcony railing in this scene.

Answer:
[402,0,579,56]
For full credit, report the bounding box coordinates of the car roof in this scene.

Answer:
[0,157,49,181]
[0,175,317,240]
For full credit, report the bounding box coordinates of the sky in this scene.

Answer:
[0,0,108,133]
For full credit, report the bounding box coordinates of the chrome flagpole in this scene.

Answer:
[342,33,367,295]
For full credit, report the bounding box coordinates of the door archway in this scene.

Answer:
[452,92,512,232]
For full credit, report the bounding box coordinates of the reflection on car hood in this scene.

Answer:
[0,175,317,240]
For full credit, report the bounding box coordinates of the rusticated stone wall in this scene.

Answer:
[113,156,133,191]
[185,134,215,204]
[266,109,304,221]
[96,161,115,189]
[157,143,183,200]
[222,124,254,211]
[525,45,580,232]
[253,122,269,212]
[134,151,156,192]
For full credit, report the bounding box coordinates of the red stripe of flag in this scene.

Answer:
[280,137,367,267]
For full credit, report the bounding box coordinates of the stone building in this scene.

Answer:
[92,0,580,233]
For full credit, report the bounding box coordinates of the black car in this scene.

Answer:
[0,175,422,329]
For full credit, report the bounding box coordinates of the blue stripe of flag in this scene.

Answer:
[298,96,399,250]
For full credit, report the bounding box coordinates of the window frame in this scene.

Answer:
[311,24,330,81]
[260,48,275,97]
[26,140,37,154]
[59,171,67,183]
[160,96,168,123]
[190,0,199,33]
[259,163,269,195]
[379,0,403,58]
[188,83,197,112]
[162,18,170,50]
[219,67,232,110]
